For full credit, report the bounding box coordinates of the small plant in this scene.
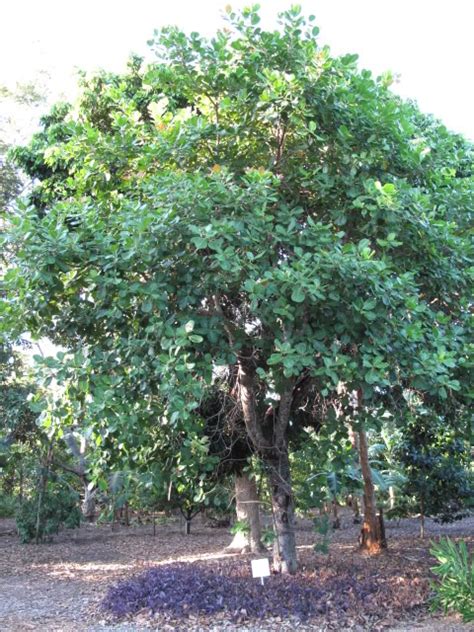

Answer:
[430,537,473,622]
[230,519,250,536]
[16,487,81,543]
[261,526,276,547]
[313,514,331,554]
[0,494,17,518]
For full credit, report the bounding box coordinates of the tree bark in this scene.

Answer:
[358,427,387,554]
[227,471,265,553]
[420,496,425,539]
[347,494,361,523]
[237,355,298,573]
[19,462,24,502]
[35,441,53,544]
[389,485,396,510]
[237,356,268,451]
[81,480,96,523]
[347,424,362,524]
[180,507,199,535]
[332,500,340,529]
[266,448,298,574]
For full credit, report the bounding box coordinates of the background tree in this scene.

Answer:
[395,396,472,538]
[0,341,39,510]
[0,77,49,208]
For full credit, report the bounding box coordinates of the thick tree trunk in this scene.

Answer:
[237,355,298,573]
[358,428,387,554]
[266,448,298,575]
[227,471,264,553]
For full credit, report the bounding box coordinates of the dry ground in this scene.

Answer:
[0,511,472,631]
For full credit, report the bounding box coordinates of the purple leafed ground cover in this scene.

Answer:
[102,560,378,622]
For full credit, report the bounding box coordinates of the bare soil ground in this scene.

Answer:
[0,511,472,631]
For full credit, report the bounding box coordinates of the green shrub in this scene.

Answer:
[0,494,17,518]
[16,487,81,543]
[430,537,473,622]
[261,526,276,547]
[313,514,332,554]
[230,519,250,536]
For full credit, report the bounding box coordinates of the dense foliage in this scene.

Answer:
[16,484,81,543]
[1,6,472,570]
[0,342,39,512]
[398,416,472,525]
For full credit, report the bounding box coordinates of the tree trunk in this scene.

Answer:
[358,427,387,553]
[35,442,53,544]
[389,485,396,510]
[347,425,362,524]
[348,494,361,523]
[19,462,24,502]
[227,471,264,553]
[237,355,298,573]
[81,480,96,523]
[332,500,340,529]
[180,507,198,535]
[266,448,298,574]
[420,496,425,539]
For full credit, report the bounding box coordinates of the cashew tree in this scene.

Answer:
[2,6,472,572]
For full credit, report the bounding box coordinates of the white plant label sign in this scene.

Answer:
[251,558,271,585]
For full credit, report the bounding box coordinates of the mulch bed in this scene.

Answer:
[0,511,472,631]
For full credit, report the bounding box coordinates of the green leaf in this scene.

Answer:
[184,320,195,333]
[188,334,203,343]
[291,287,305,303]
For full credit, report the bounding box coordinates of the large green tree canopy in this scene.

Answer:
[2,6,472,572]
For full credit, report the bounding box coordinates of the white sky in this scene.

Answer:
[1,0,474,140]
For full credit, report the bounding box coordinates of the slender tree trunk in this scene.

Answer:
[347,424,362,524]
[389,485,396,510]
[420,496,425,539]
[19,462,24,502]
[35,476,46,545]
[358,428,387,553]
[348,494,361,523]
[227,471,264,552]
[265,448,298,574]
[35,442,53,544]
[332,500,340,529]
[180,507,198,535]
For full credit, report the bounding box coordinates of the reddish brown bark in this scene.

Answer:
[358,427,387,553]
